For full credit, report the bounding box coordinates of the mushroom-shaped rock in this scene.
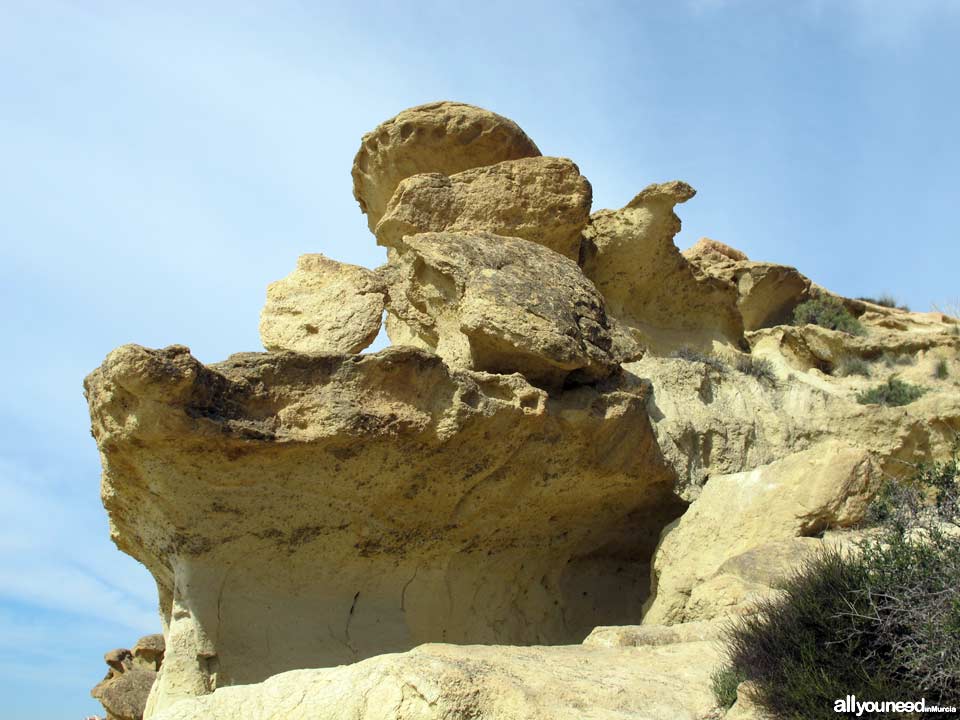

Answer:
[375,157,592,261]
[84,344,678,713]
[581,182,745,353]
[92,644,157,720]
[683,238,812,330]
[259,254,385,354]
[384,231,618,386]
[352,102,541,231]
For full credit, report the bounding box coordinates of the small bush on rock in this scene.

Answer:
[716,449,960,718]
[881,351,917,368]
[792,296,865,336]
[856,377,926,407]
[858,294,910,311]
[671,347,726,373]
[735,355,776,383]
[838,357,871,377]
[710,665,745,709]
[935,359,950,380]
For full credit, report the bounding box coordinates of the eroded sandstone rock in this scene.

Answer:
[581,182,745,353]
[383,231,618,386]
[375,157,592,261]
[683,239,812,330]
[583,619,720,648]
[150,642,721,720]
[259,254,385,354]
[642,442,879,625]
[85,343,677,713]
[92,635,164,720]
[352,102,541,232]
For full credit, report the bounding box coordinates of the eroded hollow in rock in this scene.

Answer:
[85,343,682,708]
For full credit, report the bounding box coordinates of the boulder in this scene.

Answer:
[375,157,592,261]
[580,182,744,353]
[683,239,812,330]
[352,102,541,232]
[259,254,385,354]
[85,344,678,713]
[149,642,721,720]
[642,442,879,625]
[384,231,618,387]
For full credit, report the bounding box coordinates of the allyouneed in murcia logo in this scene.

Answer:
[835,695,958,716]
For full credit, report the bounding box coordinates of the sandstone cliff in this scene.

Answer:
[85,101,960,720]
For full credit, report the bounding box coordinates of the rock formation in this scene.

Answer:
[375,156,592,261]
[86,100,960,719]
[91,635,164,720]
[381,230,619,386]
[683,238,812,331]
[352,102,541,232]
[259,254,385,353]
[580,182,746,353]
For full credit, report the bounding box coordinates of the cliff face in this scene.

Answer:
[85,101,960,720]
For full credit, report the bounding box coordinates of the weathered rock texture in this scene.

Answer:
[150,641,720,720]
[85,101,960,719]
[643,442,878,625]
[259,254,385,354]
[382,231,618,386]
[683,238,812,330]
[375,157,592,261]
[86,343,678,712]
[353,102,541,232]
[581,182,745,353]
[92,635,164,720]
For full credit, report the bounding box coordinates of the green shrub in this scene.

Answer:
[856,377,926,407]
[935,359,950,380]
[719,450,960,718]
[858,294,910,311]
[710,665,745,709]
[881,351,917,368]
[793,296,865,336]
[735,355,776,383]
[837,357,871,377]
[671,347,726,373]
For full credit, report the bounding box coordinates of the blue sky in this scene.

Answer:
[1,1,958,717]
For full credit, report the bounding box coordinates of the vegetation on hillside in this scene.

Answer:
[734,354,776,383]
[856,377,926,407]
[837,357,871,377]
[711,448,960,718]
[792,295,865,336]
[858,293,910,311]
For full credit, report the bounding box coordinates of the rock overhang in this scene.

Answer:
[85,342,679,704]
